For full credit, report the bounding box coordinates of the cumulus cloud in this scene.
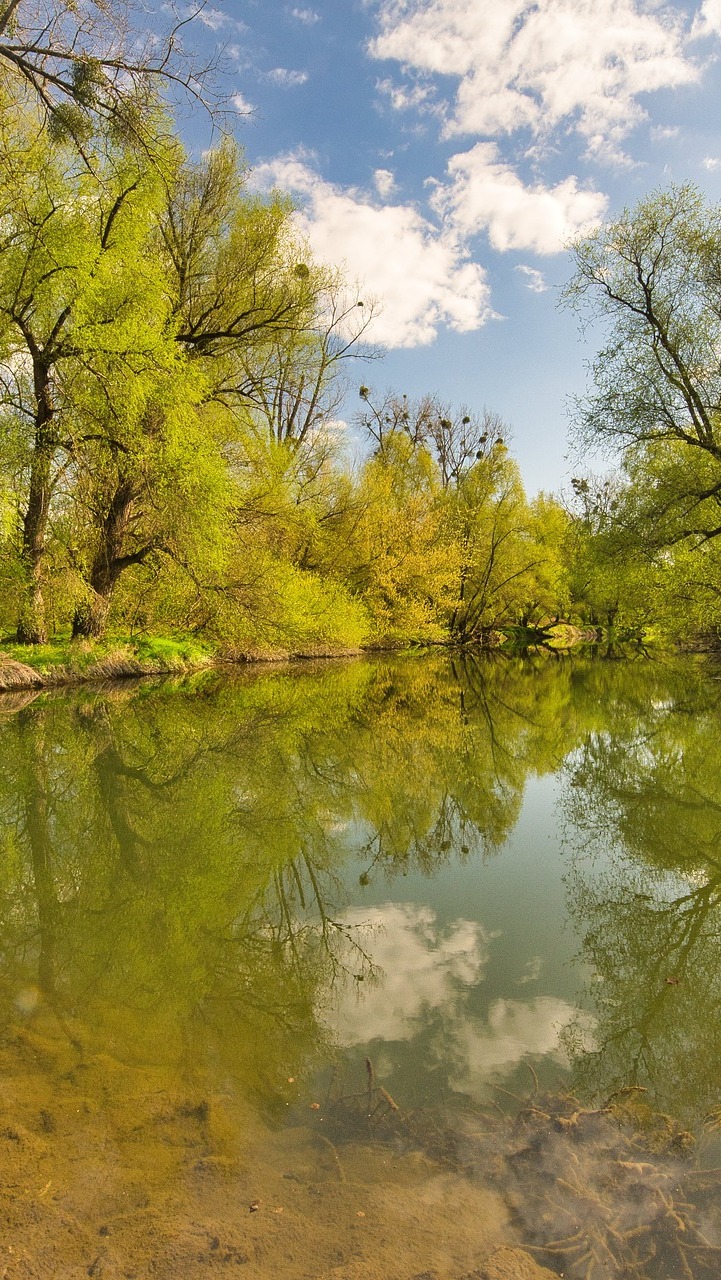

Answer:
[290,5,320,22]
[433,143,607,254]
[376,76,439,114]
[702,156,721,170]
[369,0,698,161]
[373,167,397,197]
[267,67,309,87]
[231,92,255,114]
[331,904,496,1044]
[515,266,548,294]
[691,0,721,38]
[189,4,234,31]
[252,152,495,347]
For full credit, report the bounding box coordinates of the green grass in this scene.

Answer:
[0,632,217,677]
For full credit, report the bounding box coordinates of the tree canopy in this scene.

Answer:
[4,10,721,655]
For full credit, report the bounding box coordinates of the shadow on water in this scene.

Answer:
[1,651,721,1277]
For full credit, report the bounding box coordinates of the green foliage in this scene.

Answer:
[565,185,721,643]
[0,69,656,654]
[561,658,721,1120]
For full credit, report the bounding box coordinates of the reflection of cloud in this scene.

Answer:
[327,905,595,1097]
[516,955,542,983]
[450,996,595,1092]
[333,904,496,1044]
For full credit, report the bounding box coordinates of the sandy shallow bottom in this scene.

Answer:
[5,1007,716,1280]
[0,1012,524,1280]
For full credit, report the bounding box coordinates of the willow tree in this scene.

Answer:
[566,185,721,555]
[152,144,373,644]
[66,141,317,640]
[445,444,544,641]
[0,98,182,641]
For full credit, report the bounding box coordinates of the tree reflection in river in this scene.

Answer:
[562,658,721,1123]
[0,650,719,1128]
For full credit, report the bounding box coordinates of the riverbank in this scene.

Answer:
[0,635,372,693]
[0,624,610,693]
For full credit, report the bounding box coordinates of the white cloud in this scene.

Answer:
[267,67,309,87]
[702,156,721,170]
[291,6,320,22]
[369,0,698,162]
[331,904,496,1044]
[322,418,350,440]
[691,0,721,38]
[187,4,234,31]
[433,143,607,254]
[252,152,495,347]
[373,167,397,197]
[231,92,256,114]
[376,76,439,114]
[515,266,548,294]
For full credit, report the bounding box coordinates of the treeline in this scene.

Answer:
[2,11,721,654]
[0,80,580,654]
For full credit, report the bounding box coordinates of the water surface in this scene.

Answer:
[1,652,720,1278]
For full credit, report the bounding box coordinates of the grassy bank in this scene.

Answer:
[0,635,220,691]
[0,633,374,691]
[0,622,643,694]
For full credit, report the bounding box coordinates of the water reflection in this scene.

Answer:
[562,663,721,1125]
[0,653,718,1107]
[1,651,720,1277]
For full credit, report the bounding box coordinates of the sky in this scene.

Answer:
[176,0,721,493]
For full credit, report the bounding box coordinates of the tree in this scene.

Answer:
[241,276,376,451]
[445,443,543,641]
[566,185,721,552]
[0,0,219,150]
[562,473,658,634]
[356,388,501,486]
[69,366,232,639]
[352,388,566,643]
[160,143,320,384]
[0,100,178,641]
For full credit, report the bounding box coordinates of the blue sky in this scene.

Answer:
[176,0,721,493]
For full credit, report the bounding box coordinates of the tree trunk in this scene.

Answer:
[17,376,56,644]
[72,477,137,639]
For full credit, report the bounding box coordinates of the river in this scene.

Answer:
[1,651,720,1278]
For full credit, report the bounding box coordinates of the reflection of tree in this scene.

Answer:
[561,660,721,1123]
[0,681,365,1099]
[0,651,699,1109]
[19,715,60,1001]
[352,651,596,880]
